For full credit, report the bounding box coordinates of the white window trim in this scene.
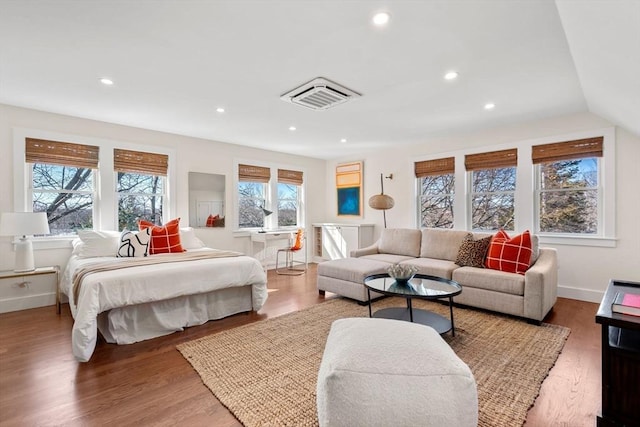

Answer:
[411,127,616,247]
[233,159,306,233]
[12,127,176,249]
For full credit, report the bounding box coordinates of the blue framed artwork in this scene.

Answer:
[336,161,363,216]
[337,187,361,216]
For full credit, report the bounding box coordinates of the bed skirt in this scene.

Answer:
[97,285,254,345]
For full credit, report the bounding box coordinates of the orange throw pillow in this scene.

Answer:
[484,229,532,275]
[206,214,219,227]
[138,218,185,254]
[291,229,304,251]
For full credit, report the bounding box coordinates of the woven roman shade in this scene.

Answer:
[414,157,455,178]
[25,138,99,169]
[239,164,270,183]
[278,169,303,185]
[114,149,168,176]
[532,137,603,164]
[465,148,517,171]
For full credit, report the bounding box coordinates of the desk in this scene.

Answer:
[251,231,293,267]
[595,279,640,426]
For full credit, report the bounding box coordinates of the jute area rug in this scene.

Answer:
[177,298,570,427]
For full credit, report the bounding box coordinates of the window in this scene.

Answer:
[238,164,270,229]
[466,149,517,231]
[533,137,603,235]
[26,138,98,235]
[114,149,168,230]
[415,157,455,228]
[277,169,303,227]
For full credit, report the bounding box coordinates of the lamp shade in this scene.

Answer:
[0,212,50,236]
[261,208,273,217]
[368,194,395,210]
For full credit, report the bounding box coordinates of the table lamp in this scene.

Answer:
[0,212,51,272]
[259,208,272,233]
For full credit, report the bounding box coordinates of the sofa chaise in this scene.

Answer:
[317,228,558,323]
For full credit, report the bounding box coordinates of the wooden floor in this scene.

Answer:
[0,264,601,426]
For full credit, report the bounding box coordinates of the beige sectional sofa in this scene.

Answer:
[317,228,558,323]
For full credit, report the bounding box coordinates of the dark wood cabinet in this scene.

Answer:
[595,280,640,426]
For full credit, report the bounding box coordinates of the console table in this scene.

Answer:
[595,279,640,426]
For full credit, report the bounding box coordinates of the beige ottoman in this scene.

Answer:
[317,318,478,427]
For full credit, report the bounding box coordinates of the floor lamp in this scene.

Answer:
[0,212,51,272]
[368,173,394,228]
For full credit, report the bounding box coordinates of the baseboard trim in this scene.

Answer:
[557,285,604,304]
[0,292,56,314]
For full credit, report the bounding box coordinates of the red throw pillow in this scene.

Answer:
[206,214,219,227]
[138,218,185,254]
[484,229,532,275]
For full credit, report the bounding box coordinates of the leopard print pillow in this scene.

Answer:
[455,233,492,268]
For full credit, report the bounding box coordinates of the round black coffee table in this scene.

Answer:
[363,273,462,335]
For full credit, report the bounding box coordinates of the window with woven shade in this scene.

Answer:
[277,169,303,227]
[114,148,168,230]
[415,157,455,229]
[25,138,99,235]
[466,149,518,231]
[533,137,603,234]
[238,164,270,229]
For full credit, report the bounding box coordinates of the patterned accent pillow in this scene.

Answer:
[138,218,185,254]
[484,229,532,275]
[206,214,219,227]
[455,233,492,268]
[117,228,151,258]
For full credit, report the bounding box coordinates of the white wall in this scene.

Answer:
[0,104,326,274]
[324,112,640,302]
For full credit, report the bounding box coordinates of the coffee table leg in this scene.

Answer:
[449,296,455,337]
[367,288,372,318]
[407,298,414,322]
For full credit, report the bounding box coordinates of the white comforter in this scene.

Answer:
[60,249,267,362]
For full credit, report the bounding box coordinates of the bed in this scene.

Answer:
[60,229,267,362]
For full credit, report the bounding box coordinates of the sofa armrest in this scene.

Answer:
[350,242,379,258]
[523,248,558,321]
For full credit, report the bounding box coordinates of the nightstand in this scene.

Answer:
[0,266,59,314]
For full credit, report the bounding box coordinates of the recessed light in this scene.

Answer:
[372,11,391,26]
[100,78,113,85]
[444,71,458,80]
[289,126,296,131]
[216,107,225,113]
[484,103,496,110]
[340,138,347,143]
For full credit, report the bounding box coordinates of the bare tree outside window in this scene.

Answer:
[117,172,164,230]
[238,182,266,228]
[538,158,598,234]
[32,164,94,235]
[471,167,516,231]
[419,174,454,228]
[277,183,299,227]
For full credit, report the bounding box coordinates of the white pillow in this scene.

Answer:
[117,229,151,258]
[74,230,121,258]
[180,227,206,250]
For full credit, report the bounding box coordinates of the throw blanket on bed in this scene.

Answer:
[72,249,243,305]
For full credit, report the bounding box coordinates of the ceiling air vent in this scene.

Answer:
[280,77,361,110]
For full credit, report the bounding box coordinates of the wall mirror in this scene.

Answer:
[188,172,226,227]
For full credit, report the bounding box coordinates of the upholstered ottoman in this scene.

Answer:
[317,257,389,302]
[316,318,478,427]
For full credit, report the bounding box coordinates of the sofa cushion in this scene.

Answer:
[360,254,415,264]
[485,230,532,275]
[453,266,525,296]
[401,258,459,280]
[455,234,492,268]
[420,228,470,261]
[473,231,539,266]
[378,228,422,257]
[317,257,390,284]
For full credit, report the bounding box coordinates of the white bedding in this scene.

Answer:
[60,248,267,362]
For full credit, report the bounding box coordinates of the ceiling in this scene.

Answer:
[1,1,638,160]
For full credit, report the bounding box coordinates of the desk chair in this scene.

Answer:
[275,229,307,275]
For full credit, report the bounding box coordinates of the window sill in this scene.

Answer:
[538,234,617,248]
